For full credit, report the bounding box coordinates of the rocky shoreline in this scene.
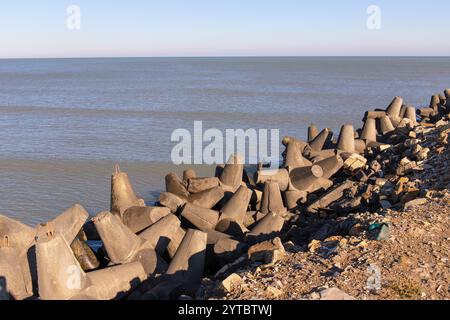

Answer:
[1,89,450,300]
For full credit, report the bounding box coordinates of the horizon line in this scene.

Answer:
[1,54,450,60]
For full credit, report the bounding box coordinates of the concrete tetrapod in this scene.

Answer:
[93,212,165,275]
[165,229,207,292]
[219,154,244,192]
[35,204,89,246]
[284,184,308,210]
[379,115,395,135]
[283,141,312,170]
[215,218,248,239]
[137,229,208,300]
[213,237,247,266]
[36,233,146,300]
[246,212,285,244]
[165,173,190,200]
[308,149,339,162]
[111,165,145,219]
[399,105,407,119]
[307,124,319,142]
[260,181,286,215]
[158,192,186,214]
[337,124,356,153]
[180,203,219,231]
[138,214,181,255]
[188,186,224,209]
[289,165,328,193]
[0,245,29,300]
[167,227,186,259]
[364,110,388,120]
[183,169,197,183]
[0,214,36,253]
[219,185,252,225]
[404,106,418,126]
[445,89,450,99]
[122,206,171,233]
[430,94,440,112]
[309,128,332,152]
[306,181,356,213]
[282,136,309,153]
[361,118,377,142]
[201,228,246,268]
[386,96,403,121]
[187,177,220,194]
[1,205,90,299]
[354,139,367,154]
[445,89,450,112]
[255,168,290,192]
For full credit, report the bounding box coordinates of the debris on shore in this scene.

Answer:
[1,89,450,300]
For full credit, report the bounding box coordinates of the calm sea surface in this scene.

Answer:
[1,57,450,224]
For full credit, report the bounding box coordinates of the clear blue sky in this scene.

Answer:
[1,0,449,58]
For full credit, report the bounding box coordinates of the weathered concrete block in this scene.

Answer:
[0,214,36,252]
[139,214,181,255]
[188,186,224,209]
[247,237,285,266]
[307,124,319,143]
[315,155,344,179]
[166,229,207,291]
[111,166,145,218]
[180,203,219,231]
[309,128,332,152]
[379,115,395,135]
[361,118,377,142]
[35,204,89,247]
[219,154,244,192]
[93,212,164,275]
[284,189,307,210]
[255,168,289,192]
[343,153,367,175]
[260,181,286,215]
[0,246,30,300]
[219,185,252,225]
[159,192,186,213]
[386,96,403,120]
[306,181,356,213]
[122,206,171,233]
[246,213,285,244]
[283,140,312,170]
[289,165,323,192]
[182,169,197,183]
[70,237,100,271]
[337,124,356,153]
[165,173,190,199]
[187,177,220,194]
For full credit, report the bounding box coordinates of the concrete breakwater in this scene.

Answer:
[1,88,450,300]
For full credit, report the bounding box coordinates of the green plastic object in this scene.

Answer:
[368,222,390,241]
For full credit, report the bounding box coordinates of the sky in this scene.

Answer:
[1,0,450,58]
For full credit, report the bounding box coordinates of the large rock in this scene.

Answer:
[318,287,355,300]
